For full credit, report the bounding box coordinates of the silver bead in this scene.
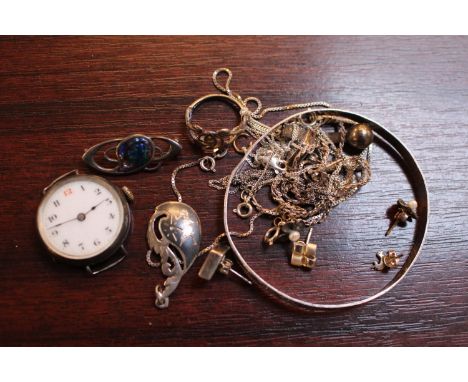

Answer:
[346,123,374,150]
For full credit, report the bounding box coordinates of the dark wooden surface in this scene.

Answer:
[0,36,467,346]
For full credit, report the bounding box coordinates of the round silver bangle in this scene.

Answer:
[223,108,429,310]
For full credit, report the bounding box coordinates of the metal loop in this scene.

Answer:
[143,144,164,171]
[213,147,228,159]
[264,225,281,246]
[155,285,169,309]
[270,155,287,173]
[240,190,250,201]
[243,96,263,116]
[103,146,119,163]
[273,217,284,227]
[200,156,216,172]
[233,132,253,154]
[235,202,253,218]
[212,67,233,95]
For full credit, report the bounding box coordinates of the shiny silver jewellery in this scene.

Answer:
[34,68,428,307]
[146,68,429,310]
[83,134,181,174]
[223,107,428,309]
[38,132,181,274]
[146,67,331,308]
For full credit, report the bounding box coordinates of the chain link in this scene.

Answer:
[197,213,262,258]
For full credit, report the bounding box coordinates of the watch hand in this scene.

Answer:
[47,216,78,229]
[47,199,108,230]
[83,198,108,216]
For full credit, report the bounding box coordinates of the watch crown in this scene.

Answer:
[121,186,134,203]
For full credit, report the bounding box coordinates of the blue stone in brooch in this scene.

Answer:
[83,134,181,175]
[116,134,154,172]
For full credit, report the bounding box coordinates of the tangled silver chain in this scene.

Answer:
[213,112,372,240]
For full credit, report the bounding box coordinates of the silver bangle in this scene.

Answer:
[223,108,429,310]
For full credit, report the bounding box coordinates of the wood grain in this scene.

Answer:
[0,36,466,346]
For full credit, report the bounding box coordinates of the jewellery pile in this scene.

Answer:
[223,107,428,309]
[146,67,331,307]
[212,111,373,268]
[36,67,429,311]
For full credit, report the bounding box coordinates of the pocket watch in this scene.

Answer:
[37,170,133,274]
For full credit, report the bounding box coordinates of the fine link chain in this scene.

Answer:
[253,101,331,119]
[170,154,263,259]
[197,212,262,258]
[170,159,204,203]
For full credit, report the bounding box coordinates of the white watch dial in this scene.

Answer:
[37,176,125,260]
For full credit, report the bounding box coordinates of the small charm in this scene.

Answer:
[264,219,302,246]
[290,228,317,269]
[83,134,182,175]
[264,218,284,246]
[198,245,231,280]
[373,250,402,271]
[385,199,418,236]
[290,241,317,269]
[198,244,252,284]
[146,201,201,308]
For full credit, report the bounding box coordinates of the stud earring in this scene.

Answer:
[373,250,402,271]
[290,228,317,269]
[385,199,418,236]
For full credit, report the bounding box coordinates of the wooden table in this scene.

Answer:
[0,36,466,346]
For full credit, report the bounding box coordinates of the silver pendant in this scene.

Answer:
[146,201,201,308]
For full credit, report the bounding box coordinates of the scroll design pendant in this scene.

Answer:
[146,201,201,308]
[83,134,182,175]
